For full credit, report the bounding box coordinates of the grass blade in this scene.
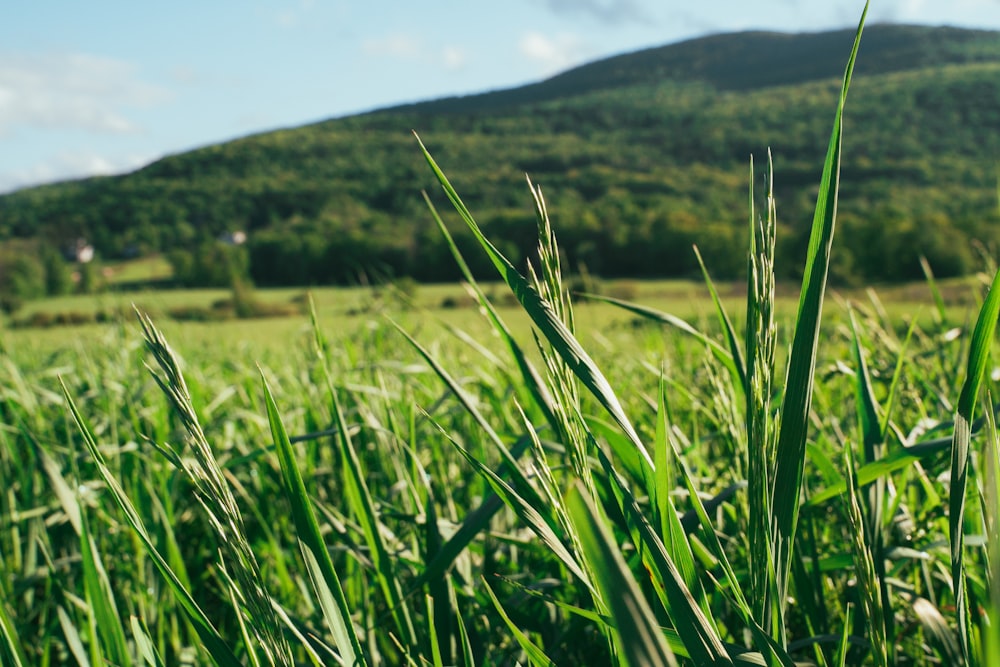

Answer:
[260,372,366,666]
[329,385,418,651]
[771,3,867,626]
[982,393,1000,666]
[653,374,706,618]
[693,245,747,394]
[842,441,888,667]
[585,294,740,382]
[482,581,556,667]
[423,191,559,430]
[131,615,167,667]
[434,419,590,586]
[80,514,133,667]
[565,481,679,667]
[592,447,731,666]
[61,379,243,667]
[417,133,650,469]
[950,265,1000,665]
[0,589,28,667]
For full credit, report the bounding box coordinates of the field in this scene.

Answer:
[3,12,1000,667]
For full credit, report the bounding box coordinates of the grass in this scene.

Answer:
[103,255,175,286]
[2,4,998,664]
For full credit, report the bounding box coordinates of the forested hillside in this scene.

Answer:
[1,24,998,291]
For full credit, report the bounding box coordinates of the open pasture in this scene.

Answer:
[3,244,998,666]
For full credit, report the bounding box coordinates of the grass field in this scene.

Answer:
[3,9,999,666]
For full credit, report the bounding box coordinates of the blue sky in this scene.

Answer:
[2,0,999,193]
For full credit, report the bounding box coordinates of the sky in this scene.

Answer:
[2,0,999,194]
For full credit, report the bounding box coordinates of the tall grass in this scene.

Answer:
[2,2,998,664]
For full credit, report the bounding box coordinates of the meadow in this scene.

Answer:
[3,9,1000,666]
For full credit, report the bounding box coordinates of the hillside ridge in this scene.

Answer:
[1,23,998,290]
[369,24,1000,116]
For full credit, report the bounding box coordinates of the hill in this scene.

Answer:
[1,23,999,292]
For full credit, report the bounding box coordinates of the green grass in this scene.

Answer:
[2,6,998,664]
[103,255,175,286]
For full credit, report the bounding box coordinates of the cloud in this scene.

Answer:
[0,150,154,194]
[442,46,467,71]
[867,0,1000,22]
[362,34,467,70]
[535,0,651,25]
[0,52,170,137]
[519,32,591,75]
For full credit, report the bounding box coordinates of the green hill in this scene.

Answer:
[2,24,999,290]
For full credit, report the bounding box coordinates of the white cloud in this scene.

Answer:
[518,32,590,75]
[0,151,155,194]
[442,46,467,70]
[0,52,170,137]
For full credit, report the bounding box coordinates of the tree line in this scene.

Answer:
[1,27,999,302]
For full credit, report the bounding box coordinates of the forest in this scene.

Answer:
[1,23,999,302]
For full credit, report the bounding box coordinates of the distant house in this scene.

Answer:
[218,231,247,246]
[64,238,95,263]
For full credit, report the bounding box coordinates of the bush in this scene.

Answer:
[440,294,476,309]
[0,293,23,316]
[169,242,251,288]
[0,250,46,302]
[166,306,223,322]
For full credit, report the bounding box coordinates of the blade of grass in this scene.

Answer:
[491,574,771,666]
[565,481,679,667]
[260,372,366,666]
[423,191,558,431]
[842,440,888,667]
[982,390,1000,666]
[668,438,796,667]
[37,438,132,667]
[0,590,28,667]
[911,596,962,665]
[693,245,747,394]
[80,513,133,667]
[481,580,556,667]
[137,311,292,665]
[417,134,650,470]
[423,490,454,667]
[951,265,1000,665]
[329,385,418,651]
[60,378,243,667]
[131,615,167,667]
[584,294,740,383]
[431,418,590,587]
[653,373,707,619]
[835,604,854,667]
[453,585,477,667]
[848,309,893,662]
[771,4,867,629]
[592,446,731,666]
[57,604,92,667]
[806,419,998,506]
[920,256,949,325]
[415,435,535,587]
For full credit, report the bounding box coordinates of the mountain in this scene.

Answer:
[2,24,999,287]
